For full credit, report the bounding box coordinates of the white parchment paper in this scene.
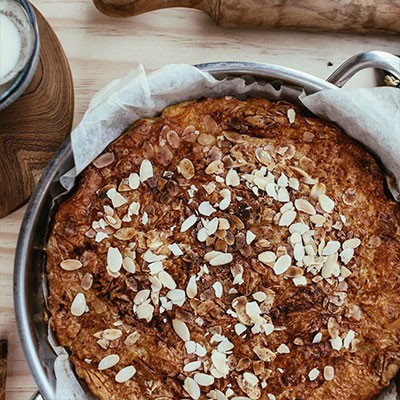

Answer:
[301,87,400,201]
[54,64,400,399]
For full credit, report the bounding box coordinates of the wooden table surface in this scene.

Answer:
[0,1,399,398]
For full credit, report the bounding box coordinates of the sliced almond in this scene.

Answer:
[295,198,316,215]
[322,241,341,256]
[122,257,136,273]
[102,329,123,341]
[134,289,150,305]
[226,169,240,187]
[198,201,216,216]
[106,188,127,208]
[255,148,272,165]
[128,172,140,190]
[107,247,123,273]
[71,293,86,317]
[205,159,224,175]
[184,361,202,372]
[180,215,198,232]
[321,253,338,279]
[343,238,361,249]
[98,354,120,371]
[279,209,297,226]
[186,275,198,299]
[287,108,296,124]
[209,252,233,266]
[318,194,335,213]
[158,270,177,290]
[308,368,320,381]
[139,159,153,182]
[60,259,82,271]
[178,158,195,180]
[172,319,191,342]
[183,377,201,400]
[81,273,93,290]
[136,303,154,322]
[194,373,215,386]
[323,366,334,381]
[258,251,276,265]
[212,281,223,298]
[310,182,326,199]
[273,255,292,275]
[115,365,136,383]
[276,344,290,354]
[93,152,115,168]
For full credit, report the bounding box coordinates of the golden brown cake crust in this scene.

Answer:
[47,97,400,400]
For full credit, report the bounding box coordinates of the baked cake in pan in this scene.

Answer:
[46,97,400,399]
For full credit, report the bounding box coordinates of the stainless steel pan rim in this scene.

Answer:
[14,51,400,400]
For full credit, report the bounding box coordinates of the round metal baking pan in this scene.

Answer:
[14,51,400,400]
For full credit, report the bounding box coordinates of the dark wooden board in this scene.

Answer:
[0,6,74,218]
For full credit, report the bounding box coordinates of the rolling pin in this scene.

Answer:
[0,340,7,400]
[92,0,400,33]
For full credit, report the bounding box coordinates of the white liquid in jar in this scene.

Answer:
[0,13,22,82]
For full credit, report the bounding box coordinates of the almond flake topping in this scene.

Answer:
[71,293,87,317]
[168,243,183,256]
[158,270,177,290]
[181,215,198,232]
[279,209,297,227]
[343,238,361,249]
[244,371,259,386]
[194,373,215,386]
[322,241,341,256]
[178,158,195,180]
[139,159,153,182]
[199,201,217,216]
[106,188,127,208]
[136,303,154,322]
[186,275,198,299]
[184,361,202,372]
[102,329,122,340]
[98,354,120,371]
[276,344,290,354]
[287,108,296,124]
[246,230,256,244]
[115,365,136,383]
[226,168,240,187]
[107,247,123,273]
[323,366,335,381]
[308,368,320,381]
[208,252,233,266]
[273,255,292,275]
[60,259,83,271]
[128,172,140,190]
[213,281,223,298]
[134,289,150,305]
[295,198,316,215]
[183,377,201,400]
[318,194,335,213]
[235,323,247,336]
[172,319,191,342]
[258,251,277,265]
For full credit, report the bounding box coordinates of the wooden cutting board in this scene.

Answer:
[92,0,400,33]
[0,6,74,218]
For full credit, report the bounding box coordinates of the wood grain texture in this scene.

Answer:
[92,0,400,33]
[0,0,399,399]
[0,7,74,218]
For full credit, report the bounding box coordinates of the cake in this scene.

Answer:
[46,96,400,399]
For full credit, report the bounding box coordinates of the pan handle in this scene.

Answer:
[327,51,400,87]
[30,391,43,400]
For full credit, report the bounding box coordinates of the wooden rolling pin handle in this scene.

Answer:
[92,0,400,33]
[92,0,215,18]
[0,340,7,400]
